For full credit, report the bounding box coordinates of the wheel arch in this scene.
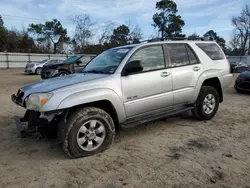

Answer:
[58,69,71,74]
[202,77,223,102]
[55,88,126,131]
[65,100,121,132]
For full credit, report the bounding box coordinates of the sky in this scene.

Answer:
[0,0,249,45]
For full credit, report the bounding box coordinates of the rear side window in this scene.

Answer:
[186,45,199,64]
[196,43,224,60]
[167,44,189,67]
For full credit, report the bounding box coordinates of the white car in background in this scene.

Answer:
[24,58,66,75]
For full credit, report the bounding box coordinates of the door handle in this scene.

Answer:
[193,66,200,71]
[161,72,170,77]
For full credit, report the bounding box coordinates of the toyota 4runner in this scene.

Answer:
[11,38,233,158]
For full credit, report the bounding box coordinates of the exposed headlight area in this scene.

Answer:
[25,93,53,111]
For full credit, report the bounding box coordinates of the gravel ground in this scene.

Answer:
[0,69,249,188]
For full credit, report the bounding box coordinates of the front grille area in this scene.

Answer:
[16,89,24,103]
[239,81,250,90]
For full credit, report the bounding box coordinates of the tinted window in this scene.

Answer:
[129,45,165,72]
[186,45,199,64]
[196,43,224,60]
[167,44,189,67]
[48,60,58,63]
[39,59,48,63]
[64,56,81,63]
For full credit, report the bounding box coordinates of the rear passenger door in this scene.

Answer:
[165,43,203,105]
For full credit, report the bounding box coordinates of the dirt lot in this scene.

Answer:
[0,69,249,188]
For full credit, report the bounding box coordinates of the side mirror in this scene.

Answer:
[123,60,143,76]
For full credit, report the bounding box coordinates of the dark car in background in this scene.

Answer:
[41,55,95,79]
[25,58,65,75]
[230,61,249,73]
[235,69,250,92]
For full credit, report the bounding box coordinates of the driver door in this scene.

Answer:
[121,45,173,117]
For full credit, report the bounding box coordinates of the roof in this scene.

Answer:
[111,38,217,50]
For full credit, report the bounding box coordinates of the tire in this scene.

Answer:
[192,86,219,120]
[61,107,115,158]
[35,67,42,75]
[58,71,69,76]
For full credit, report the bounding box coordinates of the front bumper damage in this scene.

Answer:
[11,93,63,138]
[13,110,60,138]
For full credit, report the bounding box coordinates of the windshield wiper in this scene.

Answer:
[82,70,106,74]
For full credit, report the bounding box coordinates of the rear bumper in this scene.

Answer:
[219,74,233,89]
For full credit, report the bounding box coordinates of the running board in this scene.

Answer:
[121,106,194,129]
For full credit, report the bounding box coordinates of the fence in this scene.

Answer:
[0,52,96,68]
[0,52,250,68]
[226,56,250,65]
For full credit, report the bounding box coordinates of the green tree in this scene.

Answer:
[0,15,8,52]
[0,15,4,28]
[152,0,185,39]
[203,30,226,51]
[110,25,130,45]
[28,19,69,54]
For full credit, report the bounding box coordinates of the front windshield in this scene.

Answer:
[82,47,133,74]
[64,55,81,63]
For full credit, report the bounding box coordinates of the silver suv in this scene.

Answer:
[11,38,232,158]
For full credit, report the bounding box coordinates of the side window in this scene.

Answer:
[80,56,92,65]
[186,45,199,64]
[167,44,189,67]
[196,43,224,60]
[49,60,57,63]
[129,45,165,72]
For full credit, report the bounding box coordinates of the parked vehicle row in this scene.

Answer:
[24,55,95,77]
[25,58,65,75]
[12,38,233,158]
[41,55,95,79]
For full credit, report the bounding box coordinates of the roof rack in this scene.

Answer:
[140,36,210,43]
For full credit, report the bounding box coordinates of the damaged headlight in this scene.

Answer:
[25,93,53,110]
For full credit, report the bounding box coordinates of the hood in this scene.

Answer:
[239,69,250,79]
[20,73,109,96]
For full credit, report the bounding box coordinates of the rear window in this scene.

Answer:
[196,43,224,61]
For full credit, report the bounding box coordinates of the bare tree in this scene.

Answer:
[231,5,250,56]
[98,22,115,44]
[72,14,95,49]
[130,24,143,42]
[125,20,143,42]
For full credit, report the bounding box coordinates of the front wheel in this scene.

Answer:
[192,86,219,120]
[61,107,115,158]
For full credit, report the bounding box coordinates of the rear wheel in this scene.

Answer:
[35,67,42,75]
[192,86,219,120]
[61,107,115,158]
